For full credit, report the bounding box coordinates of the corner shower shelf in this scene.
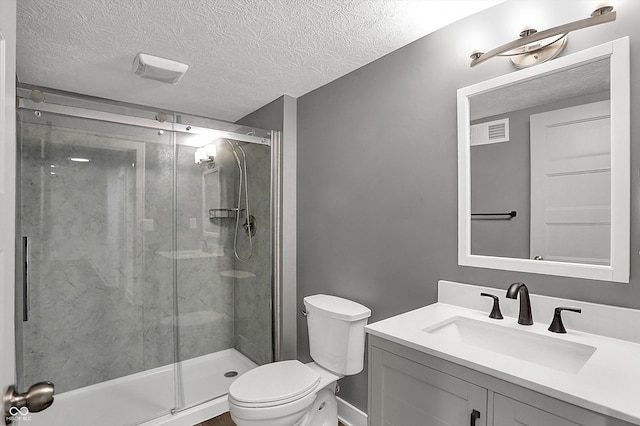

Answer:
[209,208,244,220]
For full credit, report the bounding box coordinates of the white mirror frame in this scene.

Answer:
[457,37,630,283]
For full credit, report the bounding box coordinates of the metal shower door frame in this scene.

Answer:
[14,91,284,413]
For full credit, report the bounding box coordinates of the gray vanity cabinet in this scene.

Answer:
[493,394,580,426]
[369,345,487,426]
[368,336,634,426]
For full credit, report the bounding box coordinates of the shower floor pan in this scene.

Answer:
[24,348,256,426]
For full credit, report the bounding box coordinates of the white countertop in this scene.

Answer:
[365,281,640,424]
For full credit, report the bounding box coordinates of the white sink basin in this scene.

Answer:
[423,316,596,374]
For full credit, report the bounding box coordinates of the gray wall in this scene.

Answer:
[470,109,531,259]
[238,97,285,132]
[296,0,640,412]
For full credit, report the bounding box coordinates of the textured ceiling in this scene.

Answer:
[17,0,503,122]
[470,57,610,120]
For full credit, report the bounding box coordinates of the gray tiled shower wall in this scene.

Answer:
[231,142,273,366]
[18,116,272,393]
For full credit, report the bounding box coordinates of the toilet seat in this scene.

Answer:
[229,360,320,408]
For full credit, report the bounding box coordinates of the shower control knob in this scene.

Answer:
[244,215,257,237]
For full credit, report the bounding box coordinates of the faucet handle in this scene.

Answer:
[480,293,504,320]
[548,307,582,333]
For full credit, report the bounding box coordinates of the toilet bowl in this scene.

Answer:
[228,295,371,426]
[228,360,340,426]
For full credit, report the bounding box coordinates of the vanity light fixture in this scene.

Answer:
[470,3,616,68]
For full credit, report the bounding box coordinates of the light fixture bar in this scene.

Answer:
[470,8,616,67]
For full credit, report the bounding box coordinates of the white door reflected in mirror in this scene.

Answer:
[530,101,611,265]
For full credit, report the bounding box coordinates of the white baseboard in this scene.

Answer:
[337,397,367,426]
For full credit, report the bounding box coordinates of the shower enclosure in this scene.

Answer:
[13,86,279,426]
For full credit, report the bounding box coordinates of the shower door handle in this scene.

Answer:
[22,237,30,322]
[3,382,55,424]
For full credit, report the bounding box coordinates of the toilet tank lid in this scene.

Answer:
[304,294,371,321]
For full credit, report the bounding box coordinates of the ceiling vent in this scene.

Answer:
[133,53,189,85]
[470,118,509,146]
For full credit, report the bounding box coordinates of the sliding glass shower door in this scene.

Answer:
[173,117,273,411]
[16,109,177,424]
[14,91,277,425]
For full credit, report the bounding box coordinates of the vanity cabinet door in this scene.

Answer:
[493,394,604,426]
[369,346,487,426]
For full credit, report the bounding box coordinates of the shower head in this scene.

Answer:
[218,138,249,152]
[218,138,242,170]
[219,138,237,152]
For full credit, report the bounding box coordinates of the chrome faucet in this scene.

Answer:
[506,282,533,325]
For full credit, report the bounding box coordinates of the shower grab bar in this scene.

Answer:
[22,236,30,322]
[471,210,517,220]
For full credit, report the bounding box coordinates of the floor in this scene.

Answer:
[194,412,235,426]
[195,412,347,426]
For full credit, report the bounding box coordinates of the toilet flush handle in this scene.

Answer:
[301,309,309,317]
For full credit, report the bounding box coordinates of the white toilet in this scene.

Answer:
[228,294,371,426]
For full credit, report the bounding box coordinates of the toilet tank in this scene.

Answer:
[304,294,371,376]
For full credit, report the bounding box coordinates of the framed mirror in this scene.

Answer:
[457,37,629,282]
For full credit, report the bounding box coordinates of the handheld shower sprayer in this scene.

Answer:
[220,139,254,262]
